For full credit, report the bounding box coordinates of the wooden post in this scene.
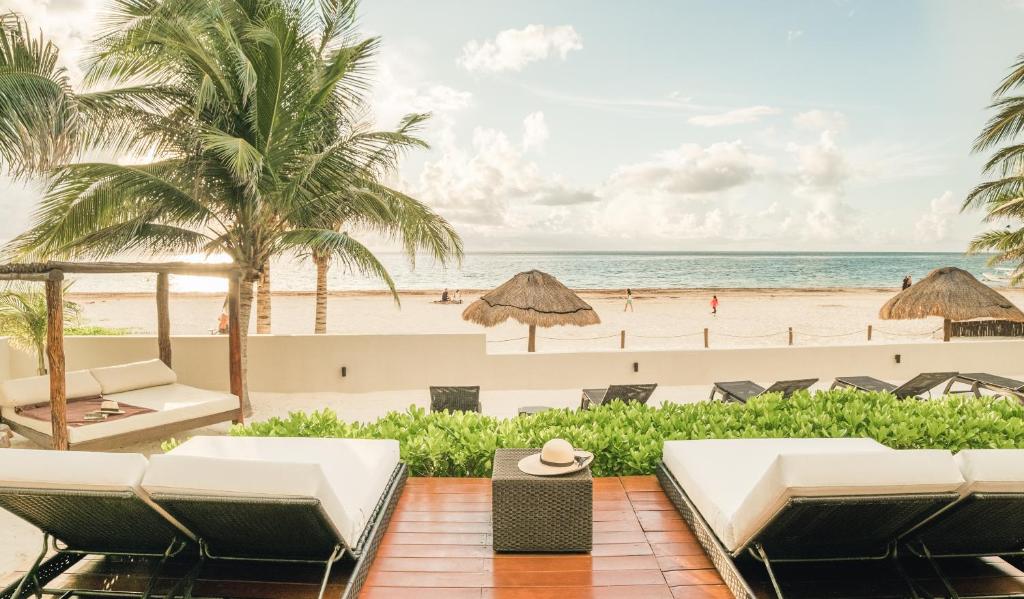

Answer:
[943,318,952,342]
[528,324,536,353]
[156,272,172,367]
[620,329,625,349]
[867,324,872,341]
[228,275,245,423]
[788,327,793,346]
[703,328,709,349]
[45,271,68,451]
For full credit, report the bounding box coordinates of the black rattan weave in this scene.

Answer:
[492,448,592,552]
[343,463,407,599]
[429,386,481,413]
[902,492,1024,557]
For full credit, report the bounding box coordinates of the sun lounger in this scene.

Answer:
[580,383,657,409]
[657,438,964,599]
[0,359,241,450]
[0,449,198,598]
[429,385,481,413]
[141,436,405,599]
[709,379,818,403]
[830,371,957,399]
[943,372,1024,400]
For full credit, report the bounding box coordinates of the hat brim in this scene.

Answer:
[517,450,594,476]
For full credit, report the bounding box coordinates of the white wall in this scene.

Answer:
[4,333,1023,392]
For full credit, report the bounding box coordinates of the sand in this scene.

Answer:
[67,287,1024,351]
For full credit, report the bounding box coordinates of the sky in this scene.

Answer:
[2,0,1024,253]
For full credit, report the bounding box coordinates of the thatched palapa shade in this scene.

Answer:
[462,270,600,352]
[879,266,1024,342]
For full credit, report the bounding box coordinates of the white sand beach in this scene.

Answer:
[70,287,1024,351]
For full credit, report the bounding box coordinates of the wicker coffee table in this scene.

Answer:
[491,448,593,552]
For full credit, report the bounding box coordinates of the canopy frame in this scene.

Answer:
[0,261,247,450]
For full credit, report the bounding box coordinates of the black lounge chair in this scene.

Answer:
[580,383,657,409]
[943,372,1024,400]
[429,386,481,413]
[830,372,957,399]
[709,379,818,403]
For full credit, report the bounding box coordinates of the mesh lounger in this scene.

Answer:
[943,372,1024,400]
[709,379,819,403]
[657,438,965,599]
[898,449,1024,598]
[141,436,406,599]
[831,372,958,399]
[429,386,481,412]
[580,383,657,409]
[0,449,199,599]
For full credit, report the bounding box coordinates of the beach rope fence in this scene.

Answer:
[486,323,945,350]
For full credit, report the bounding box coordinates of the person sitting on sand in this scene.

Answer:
[624,288,633,312]
[902,275,912,290]
[441,288,450,302]
[454,289,462,303]
[711,294,719,316]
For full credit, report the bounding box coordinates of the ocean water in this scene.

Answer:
[60,251,1005,294]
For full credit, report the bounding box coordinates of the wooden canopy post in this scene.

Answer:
[44,270,68,451]
[228,274,245,423]
[943,318,952,342]
[527,324,536,353]
[156,272,171,367]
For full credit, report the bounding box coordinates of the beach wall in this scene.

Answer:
[2,334,1024,392]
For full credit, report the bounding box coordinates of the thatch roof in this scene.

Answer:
[879,266,1024,322]
[462,270,600,328]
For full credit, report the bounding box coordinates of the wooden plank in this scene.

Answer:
[156,272,171,367]
[45,274,68,451]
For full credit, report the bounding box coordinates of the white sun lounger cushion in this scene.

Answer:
[662,438,892,553]
[955,449,1024,494]
[142,436,401,549]
[0,370,102,408]
[728,450,964,552]
[0,448,149,493]
[90,359,177,395]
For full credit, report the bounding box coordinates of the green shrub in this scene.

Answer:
[65,325,133,335]
[230,389,1024,477]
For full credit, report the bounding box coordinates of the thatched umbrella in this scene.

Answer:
[879,266,1024,341]
[462,270,600,352]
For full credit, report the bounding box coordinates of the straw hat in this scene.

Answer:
[518,439,594,476]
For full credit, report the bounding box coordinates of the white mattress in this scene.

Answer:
[955,449,1024,494]
[142,436,401,549]
[0,384,239,444]
[662,438,964,552]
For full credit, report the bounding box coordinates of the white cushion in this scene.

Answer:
[662,438,890,552]
[0,448,148,492]
[955,449,1024,494]
[730,450,965,552]
[90,359,177,394]
[0,370,102,408]
[142,436,400,549]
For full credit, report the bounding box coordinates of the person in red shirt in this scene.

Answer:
[711,294,719,316]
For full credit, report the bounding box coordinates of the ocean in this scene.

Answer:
[60,251,1007,294]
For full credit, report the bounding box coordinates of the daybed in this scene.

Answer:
[0,437,405,599]
[0,359,241,450]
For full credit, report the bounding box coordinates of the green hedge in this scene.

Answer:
[229,389,1024,477]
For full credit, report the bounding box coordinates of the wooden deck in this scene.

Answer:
[362,475,728,598]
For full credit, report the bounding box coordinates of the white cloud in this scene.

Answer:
[608,141,771,195]
[793,109,847,133]
[789,130,848,191]
[371,48,472,130]
[688,106,781,127]
[522,112,549,152]
[5,0,100,84]
[787,30,804,43]
[914,191,959,241]
[457,25,582,73]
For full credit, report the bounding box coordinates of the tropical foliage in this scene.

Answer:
[7,0,461,335]
[228,389,1024,477]
[0,284,80,374]
[965,53,1024,282]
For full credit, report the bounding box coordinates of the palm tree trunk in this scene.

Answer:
[256,265,271,334]
[314,252,329,334]
[35,342,46,375]
[237,277,255,417]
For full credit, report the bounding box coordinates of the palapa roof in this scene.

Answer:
[462,270,600,328]
[879,266,1024,322]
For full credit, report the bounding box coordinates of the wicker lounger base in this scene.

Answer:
[0,463,408,599]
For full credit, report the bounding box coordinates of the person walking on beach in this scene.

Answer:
[624,288,634,312]
[711,294,719,316]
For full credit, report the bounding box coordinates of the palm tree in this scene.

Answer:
[965,53,1024,283]
[0,284,80,375]
[0,12,78,178]
[8,0,460,341]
